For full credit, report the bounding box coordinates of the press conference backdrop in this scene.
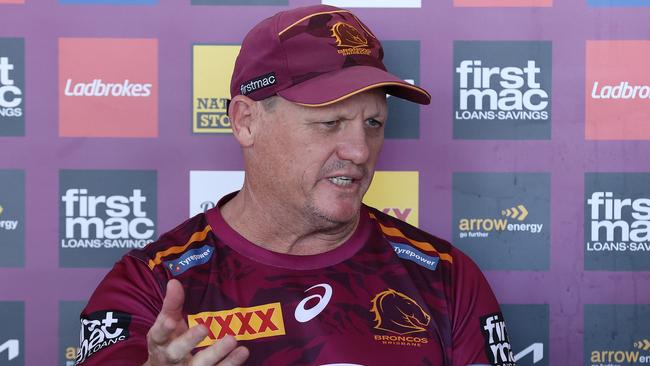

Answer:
[0,0,649,365]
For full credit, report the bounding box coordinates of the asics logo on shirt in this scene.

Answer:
[294,284,333,323]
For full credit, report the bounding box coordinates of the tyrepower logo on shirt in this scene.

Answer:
[193,45,239,133]
[188,303,285,346]
[189,170,244,217]
[59,170,157,267]
[76,310,131,364]
[454,41,552,139]
[585,173,650,271]
[586,41,650,140]
[363,171,418,227]
[453,173,550,270]
[481,312,516,366]
[164,245,214,276]
[585,305,650,365]
[0,38,24,136]
[59,38,158,137]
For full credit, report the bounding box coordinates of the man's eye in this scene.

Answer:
[322,120,340,127]
[366,118,384,128]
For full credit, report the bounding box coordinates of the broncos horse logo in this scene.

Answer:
[370,289,431,335]
[331,22,368,49]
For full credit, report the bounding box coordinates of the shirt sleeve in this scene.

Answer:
[75,255,164,365]
[450,248,516,366]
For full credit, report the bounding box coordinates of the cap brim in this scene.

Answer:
[277,65,431,106]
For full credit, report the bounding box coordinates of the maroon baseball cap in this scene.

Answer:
[230,4,431,107]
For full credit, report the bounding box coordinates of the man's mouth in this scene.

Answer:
[328,176,355,187]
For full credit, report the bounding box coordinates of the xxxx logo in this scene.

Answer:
[188,303,285,346]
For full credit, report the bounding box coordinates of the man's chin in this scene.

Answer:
[305,200,361,226]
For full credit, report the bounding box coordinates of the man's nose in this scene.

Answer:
[336,122,370,164]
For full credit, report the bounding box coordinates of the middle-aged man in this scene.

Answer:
[76,4,515,366]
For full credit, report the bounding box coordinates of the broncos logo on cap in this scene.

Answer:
[331,22,369,50]
[370,288,431,335]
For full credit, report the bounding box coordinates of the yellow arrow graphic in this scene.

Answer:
[501,205,528,221]
[634,339,650,351]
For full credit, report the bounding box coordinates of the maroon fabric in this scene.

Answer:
[77,194,509,365]
[230,4,431,106]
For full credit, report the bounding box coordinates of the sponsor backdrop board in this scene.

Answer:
[0,1,648,365]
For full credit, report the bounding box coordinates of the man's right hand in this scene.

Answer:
[143,279,250,366]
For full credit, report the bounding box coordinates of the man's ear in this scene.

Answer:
[229,95,258,147]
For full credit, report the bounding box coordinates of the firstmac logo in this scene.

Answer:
[586,41,650,140]
[0,38,24,136]
[454,41,552,140]
[59,38,158,137]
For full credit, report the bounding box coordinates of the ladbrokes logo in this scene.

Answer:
[585,305,650,366]
[453,173,550,270]
[188,303,285,347]
[363,171,418,226]
[454,41,552,139]
[370,289,430,347]
[0,0,24,4]
[59,38,157,137]
[585,173,650,270]
[331,22,371,56]
[586,41,650,140]
[59,170,157,267]
[0,38,24,136]
[193,45,239,134]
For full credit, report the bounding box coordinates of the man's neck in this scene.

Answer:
[219,188,360,255]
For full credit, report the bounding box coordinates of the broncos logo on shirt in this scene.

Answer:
[370,288,431,335]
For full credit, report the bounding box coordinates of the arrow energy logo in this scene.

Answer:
[585,304,650,366]
[453,41,552,139]
[59,170,157,267]
[453,173,550,270]
[0,38,24,136]
[363,171,418,227]
[586,41,650,140]
[585,173,650,270]
[0,170,24,267]
[193,45,239,133]
[59,38,158,137]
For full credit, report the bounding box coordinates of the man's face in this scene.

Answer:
[248,90,388,227]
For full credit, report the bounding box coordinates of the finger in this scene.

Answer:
[148,311,180,346]
[147,280,187,346]
[190,335,249,366]
[161,279,185,320]
[164,325,209,363]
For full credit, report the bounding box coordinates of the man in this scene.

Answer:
[76,4,515,366]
